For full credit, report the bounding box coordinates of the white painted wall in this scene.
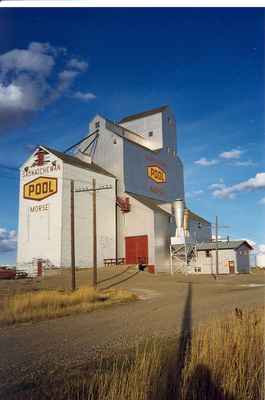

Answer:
[120,112,163,150]
[85,116,125,192]
[162,108,178,152]
[17,150,63,266]
[61,163,116,268]
[195,249,241,274]
[17,146,116,269]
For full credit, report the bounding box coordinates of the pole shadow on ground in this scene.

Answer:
[100,270,140,290]
[98,266,135,284]
[150,281,237,400]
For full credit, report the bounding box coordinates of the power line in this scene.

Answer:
[0,163,19,172]
[71,180,113,288]
[0,174,19,181]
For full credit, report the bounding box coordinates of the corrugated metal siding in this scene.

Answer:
[154,211,173,272]
[124,139,184,203]
[236,244,251,273]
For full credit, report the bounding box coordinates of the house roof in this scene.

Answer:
[128,193,171,216]
[41,146,116,178]
[196,240,253,251]
[119,105,168,123]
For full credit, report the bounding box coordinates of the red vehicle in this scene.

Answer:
[0,267,16,280]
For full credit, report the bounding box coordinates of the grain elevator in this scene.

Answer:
[17,105,212,273]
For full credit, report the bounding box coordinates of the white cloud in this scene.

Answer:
[194,157,219,166]
[0,47,54,77]
[0,84,24,109]
[259,197,265,205]
[58,70,79,81]
[0,228,17,253]
[253,243,265,267]
[258,244,265,253]
[0,42,92,133]
[72,91,96,101]
[208,183,226,190]
[67,58,88,72]
[219,149,243,159]
[186,190,204,199]
[233,160,256,167]
[212,172,265,199]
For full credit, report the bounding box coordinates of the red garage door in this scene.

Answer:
[125,235,148,264]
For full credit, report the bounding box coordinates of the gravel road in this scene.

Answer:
[0,270,264,399]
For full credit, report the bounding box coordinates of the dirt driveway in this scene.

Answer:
[0,268,264,399]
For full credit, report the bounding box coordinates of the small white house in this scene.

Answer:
[194,240,253,274]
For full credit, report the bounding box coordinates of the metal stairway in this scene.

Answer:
[170,243,197,274]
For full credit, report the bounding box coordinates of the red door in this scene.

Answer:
[229,261,235,274]
[125,235,148,264]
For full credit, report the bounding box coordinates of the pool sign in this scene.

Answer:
[23,177,58,201]
[147,165,166,184]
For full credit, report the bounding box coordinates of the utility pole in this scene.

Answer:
[92,178,97,288]
[215,215,219,276]
[74,182,112,288]
[70,180,76,291]
[211,218,230,278]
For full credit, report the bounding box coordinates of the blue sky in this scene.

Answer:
[0,8,264,264]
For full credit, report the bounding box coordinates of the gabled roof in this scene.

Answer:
[41,146,116,178]
[127,193,171,216]
[196,240,253,251]
[119,105,168,124]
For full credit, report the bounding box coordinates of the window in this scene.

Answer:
[194,267,201,273]
[113,138,117,144]
[148,131,153,137]
[167,146,170,154]
[95,121,100,129]
[173,150,176,157]
[206,250,211,258]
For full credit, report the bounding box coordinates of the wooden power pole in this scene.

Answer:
[74,181,112,288]
[70,180,76,291]
[215,215,219,276]
[92,178,97,288]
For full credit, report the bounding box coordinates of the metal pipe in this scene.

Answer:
[183,208,189,236]
[64,129,99,153]
[174,199,184,237]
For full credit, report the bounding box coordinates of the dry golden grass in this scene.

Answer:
[0,287,137,325]
[57,307,264,400]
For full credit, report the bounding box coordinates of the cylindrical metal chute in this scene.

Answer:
[173,199,184,237]
[183,208,189,236]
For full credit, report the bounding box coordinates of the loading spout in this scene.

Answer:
[172,199,185,242]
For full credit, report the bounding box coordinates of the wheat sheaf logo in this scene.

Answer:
[147,165,167,184]
[23,177,58,201]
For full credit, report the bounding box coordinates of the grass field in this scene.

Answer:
[0,286,137,325]
[43,307,264,400]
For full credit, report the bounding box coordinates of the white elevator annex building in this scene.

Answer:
[17,106,212,273]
